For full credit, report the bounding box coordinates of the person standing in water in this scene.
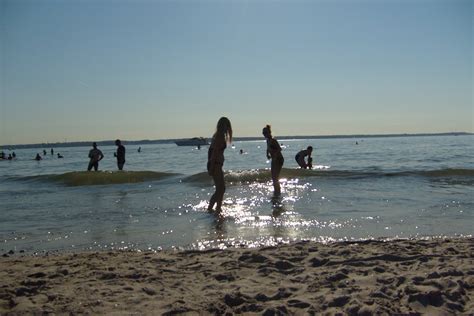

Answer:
[207,117,232,212]
[114,139,126,170]
[295,146,313,169]
[87,142,104,171]
[262,124,284,196]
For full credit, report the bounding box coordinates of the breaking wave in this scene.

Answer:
[11,171,179,186]
[8,168,474,187]
[182,168,474,185]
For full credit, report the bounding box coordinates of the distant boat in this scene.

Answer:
[175,137,209,146]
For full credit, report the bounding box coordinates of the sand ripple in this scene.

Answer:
[1,238,473,314]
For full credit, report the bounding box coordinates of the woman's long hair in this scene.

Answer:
[215,117,232,143]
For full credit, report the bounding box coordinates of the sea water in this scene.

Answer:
[0,135,472,253]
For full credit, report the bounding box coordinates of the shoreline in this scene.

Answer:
[1,237,473,314]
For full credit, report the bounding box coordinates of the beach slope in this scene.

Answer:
[1,238,473,314]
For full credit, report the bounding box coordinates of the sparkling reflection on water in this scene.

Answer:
[1,135,473,253]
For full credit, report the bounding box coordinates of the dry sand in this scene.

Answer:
[1,238,473,315]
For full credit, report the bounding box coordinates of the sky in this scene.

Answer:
[1,0,472,145]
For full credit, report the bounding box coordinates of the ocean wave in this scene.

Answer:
[182,168,474,185]
[181,169,316,185]
[12,171,179,186]
[316,168,474,179]
[7,168,474,187]
[416,169,474,177]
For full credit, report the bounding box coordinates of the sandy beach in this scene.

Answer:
[1,238,473,315]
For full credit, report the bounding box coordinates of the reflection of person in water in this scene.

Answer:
[271,196,286,218]
[87,142,104,171]
[114,139,126,170]
[207,117,232,212]
[295,146,313,169]
[262,124,284,196]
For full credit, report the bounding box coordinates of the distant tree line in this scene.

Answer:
[1,132,471,150]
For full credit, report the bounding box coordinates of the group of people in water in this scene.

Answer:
[5,118,313,214]
[87,140,125,171]
[0,151,16,160]
[2,140,126,169]
[0,150,63,161]
[206,117,313,213]
[29,148,64,161]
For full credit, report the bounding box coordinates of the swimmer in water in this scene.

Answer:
[295,146,313,169]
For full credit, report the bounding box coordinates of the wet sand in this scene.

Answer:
[1,238,473,315]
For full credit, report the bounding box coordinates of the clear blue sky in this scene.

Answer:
[1,0,472,145]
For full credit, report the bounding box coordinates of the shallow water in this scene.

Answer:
[0,135,473,253]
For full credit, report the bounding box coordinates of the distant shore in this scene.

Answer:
[2,132,472,149]
[1,237,472,314]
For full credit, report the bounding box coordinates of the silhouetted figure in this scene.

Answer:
[295,146,313,169]
[12,152,16,158]
[8,154,13,160]
[87,142,104,171]
[51,148,54,155]
[35,153,42,161]
[207,117,232,212]
[57,153,63,158]
[263,125,284,196]
[138,147,141,153]
[43,150,47,156]
[115,139,126,170]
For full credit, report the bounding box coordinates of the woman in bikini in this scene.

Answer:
[207,117,233,212]
[262,124,284,196]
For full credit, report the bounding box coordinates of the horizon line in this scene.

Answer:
[1,132,472,149]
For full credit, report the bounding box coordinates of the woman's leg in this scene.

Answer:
[271,160,282,196]
[208,182,217,211]
[208,194,216,211]
[208,167,225,211]
[213,168,225,211]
